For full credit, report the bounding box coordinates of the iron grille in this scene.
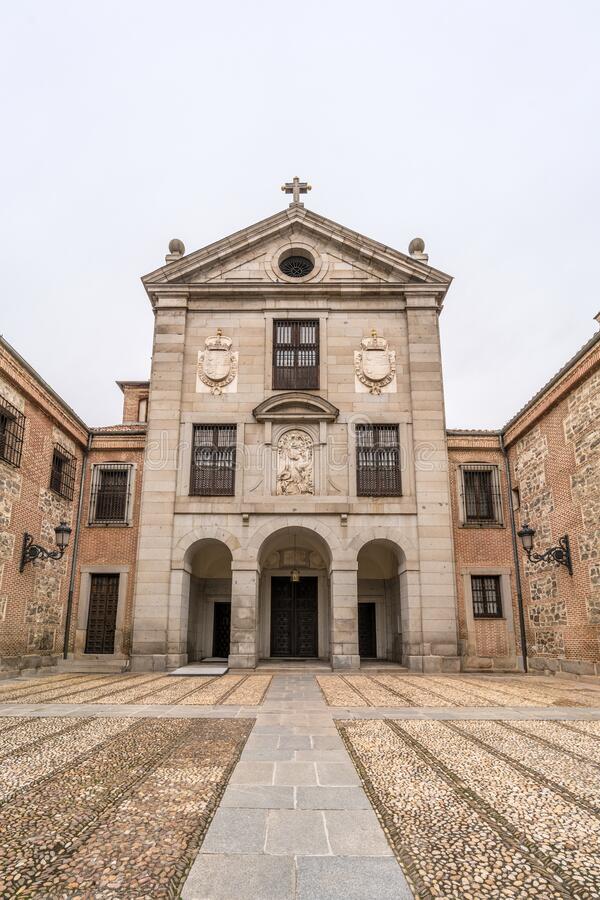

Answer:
[472,575,503,618]
[0,396,25,468]
[273,320,319,390]
[85,573,119,653]
[462,465,502,524]
[280,255,314,278]
[90,464,132,524]
[190,425,236,496]
[49,444,77,501]
[356,424,402,497]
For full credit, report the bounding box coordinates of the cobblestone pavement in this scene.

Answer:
[2,672,600,898]
[317,673,600,708]
[0,672,272,706]
[0,715,252,898]
[338,717,600,899]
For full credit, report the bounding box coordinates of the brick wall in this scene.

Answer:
[447,435,520,670]
[0,343,87,674]
[506,350,600,675]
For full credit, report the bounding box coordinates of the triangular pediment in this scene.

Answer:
[253,392,339,423]
[142,206,452,290]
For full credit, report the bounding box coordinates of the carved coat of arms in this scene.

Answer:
[196,331,238,395]
[354,331,396,394]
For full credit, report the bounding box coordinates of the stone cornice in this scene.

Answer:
[142,206,453,291]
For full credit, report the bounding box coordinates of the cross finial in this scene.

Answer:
[281,176,312,207]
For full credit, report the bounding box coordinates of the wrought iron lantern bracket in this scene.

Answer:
[518,528,573,576]
[19,522,72,572]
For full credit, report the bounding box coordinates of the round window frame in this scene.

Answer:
[278,251,315,279]
[264,241,327,284]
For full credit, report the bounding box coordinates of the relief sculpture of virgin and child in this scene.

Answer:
[276,430,314,495]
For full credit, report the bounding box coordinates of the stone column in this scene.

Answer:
[130,296,188,671]
[229,562,259,668]
[330,562,359,669]
[405,293,459,672]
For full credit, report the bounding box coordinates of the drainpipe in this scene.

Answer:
[500,432,528,673]
[63,432,92,659]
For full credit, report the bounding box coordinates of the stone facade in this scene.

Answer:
[128,205,460,673]
[2,200,600,677]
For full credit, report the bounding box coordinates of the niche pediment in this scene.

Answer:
[252,392,339,423]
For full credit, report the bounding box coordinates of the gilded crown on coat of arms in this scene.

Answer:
[360,330,388,352]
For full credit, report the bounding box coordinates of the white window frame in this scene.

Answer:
[89,463,135,526]
[458,463,503,526]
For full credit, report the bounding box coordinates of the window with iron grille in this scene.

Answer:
[356,424,402,497]
[49,444,77,501]
[273,320,319,390]
[0,396,25,468]
[89,464,133,524]
[461,465,502,524]
[471,575,503,618]
[190,425,237,496]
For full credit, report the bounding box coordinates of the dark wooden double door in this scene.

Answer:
[270,576,318,658]
[358,602,377,658]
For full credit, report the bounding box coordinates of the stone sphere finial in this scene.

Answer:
[168,238,185,256]
[409,237,425,256]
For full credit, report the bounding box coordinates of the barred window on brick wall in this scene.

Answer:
[0,396,25,468]
[471,575,503,618]
[190,425,237,496]
[461,465,502,524]
[90,464,133,524]
[49,444,77,501]
[356,424,402,497]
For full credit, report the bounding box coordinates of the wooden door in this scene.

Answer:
[358,602,377,658]
[270,576,318,657]
[85,574,119,654]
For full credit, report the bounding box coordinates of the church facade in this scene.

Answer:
[1,189,599,677]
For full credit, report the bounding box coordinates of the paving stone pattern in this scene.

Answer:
[338,717,600,898]
[2,672,600,898]
[317,673,600,708]
[0,672,272,706]
[0,715,252,898]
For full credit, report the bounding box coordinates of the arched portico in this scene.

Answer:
[357,539,406,663]
[185,539,233,661]
[256,526,332,661]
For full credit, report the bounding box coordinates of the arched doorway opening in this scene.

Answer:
[186,539,233,661]
[257,526,332,661]
[357,540,404,662]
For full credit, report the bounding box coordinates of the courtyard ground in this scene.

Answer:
[0,672,599,898]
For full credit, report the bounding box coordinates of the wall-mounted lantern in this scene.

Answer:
[20,521,72,572]
[516,523,573,575]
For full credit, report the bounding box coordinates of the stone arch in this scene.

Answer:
[353,534,417,666]
[173,526,241,569]
[243,516,341,565]
[182,536,234,663]
[348,527,416,568]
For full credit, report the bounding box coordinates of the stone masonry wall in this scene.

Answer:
[0,355,86,674]
[508,360,600,674]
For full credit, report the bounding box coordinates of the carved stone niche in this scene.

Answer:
[276,430,313,496]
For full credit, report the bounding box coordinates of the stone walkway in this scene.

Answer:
[181,674,412,900]
[2,672,600,898]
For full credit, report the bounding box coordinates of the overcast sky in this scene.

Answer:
[1,1,599,428]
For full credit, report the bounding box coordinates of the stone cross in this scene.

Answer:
[281,176,312,207]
